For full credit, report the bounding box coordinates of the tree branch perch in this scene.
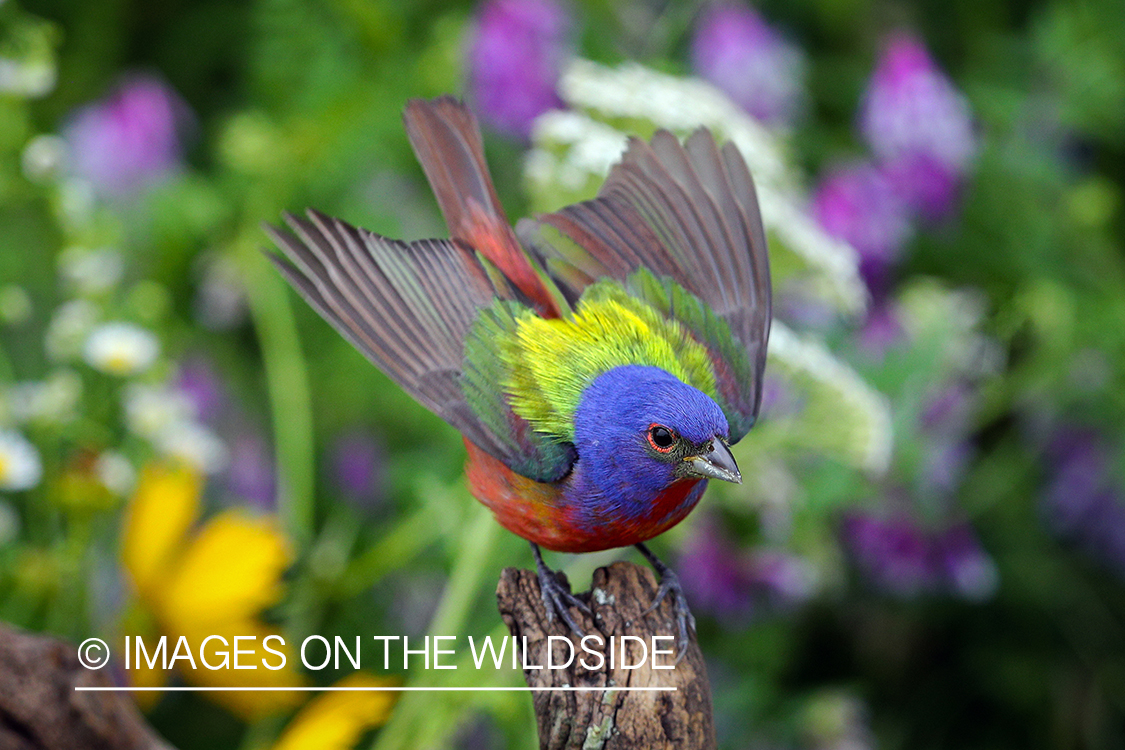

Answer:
[497,561,717,750]
[0,622,172,750]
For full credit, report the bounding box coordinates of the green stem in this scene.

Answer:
[0,339,14,382]
[426,505,497,638]
[335,505,443,599]
[240,233,316,547]
[371,504,499,750]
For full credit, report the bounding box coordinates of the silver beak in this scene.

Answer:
[682,439,742,484]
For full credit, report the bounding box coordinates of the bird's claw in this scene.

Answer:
[530,543,591,637]
[643,566,696,662]
[636,543,696,663]
[535,567,591,637]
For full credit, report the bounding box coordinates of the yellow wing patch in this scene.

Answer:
[499,281,717,439]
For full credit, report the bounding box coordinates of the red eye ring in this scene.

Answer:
[647,423,677,453]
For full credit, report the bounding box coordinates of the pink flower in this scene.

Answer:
[64,73,191,198]
[812,161,912,298]
[467,0,570,140]
[860,32,976,218]
[691,4,806,128]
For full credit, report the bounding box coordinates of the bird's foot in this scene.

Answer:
[530,542,591,637]
[636,543,696,662]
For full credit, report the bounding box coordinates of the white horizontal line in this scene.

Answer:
[74,686,676,692]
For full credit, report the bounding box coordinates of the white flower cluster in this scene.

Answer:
[898,280,1005,381]
[43,304,163,380]
[526,59,868,316]
[0,429,42,492]
[768,321,894,475]
[83,322,160,376]
[560,59,791,189]
[525,111,627,197]
[21,134,67,183]
[0,11,58,98]
[94,450,136,496]
[0,29,222,503]
[124,383,228,475]
[0,58,55,98]
[44,299,98,360]
[3,370,82,425]
[0,371,77,495]
[58,245,125,296]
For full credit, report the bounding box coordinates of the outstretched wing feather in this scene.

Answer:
[518,128,771,441]
[266,210,574,477]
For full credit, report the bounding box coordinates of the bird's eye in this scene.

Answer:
[647,424,677,452]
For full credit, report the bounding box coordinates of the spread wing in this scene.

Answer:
[265,210,575,481]
[516,128,771,442]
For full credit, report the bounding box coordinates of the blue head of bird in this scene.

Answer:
[572,365,741,506]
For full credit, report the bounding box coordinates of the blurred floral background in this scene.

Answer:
[1,0,1123,747]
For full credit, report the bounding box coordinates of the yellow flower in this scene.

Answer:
[120,461,305,718]
[272,674,399,750]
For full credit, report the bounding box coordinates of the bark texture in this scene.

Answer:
[0,622,172,750]
[496,561,717,750]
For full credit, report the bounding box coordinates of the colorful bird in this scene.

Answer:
[266,97,770,650]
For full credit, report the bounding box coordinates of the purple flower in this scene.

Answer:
[1044,424,1104,467]
[225,432,276,510]
[812,162,912,299]
[678,521,755,620]
[881,152,962,222]
[921,439,973,497]
[916,382,977,496]
[678,519,812,623]
[1083,497,1125,579]
[933,523,997,601]
[758,372,802,420]
[174,356,227,426]
[860,32,975,218]
[857,301,904,359]
[467,0,570,140]
[842,512,936,597]
[1040,426,1125,577]
[330,429,387,514]
[751,549,814,608]
[843,512,998,600]
[63,73,191,198]
[777,283,839,331]
[921,381,974,436]
[691,4,806,128]
[1042,427,1112,535]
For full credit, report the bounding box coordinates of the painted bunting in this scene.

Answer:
[266,97,770,650]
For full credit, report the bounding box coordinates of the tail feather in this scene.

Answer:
[403,97,560,316]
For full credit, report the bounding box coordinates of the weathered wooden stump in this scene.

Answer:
[497,561,717,750]
[0,622,172,750]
